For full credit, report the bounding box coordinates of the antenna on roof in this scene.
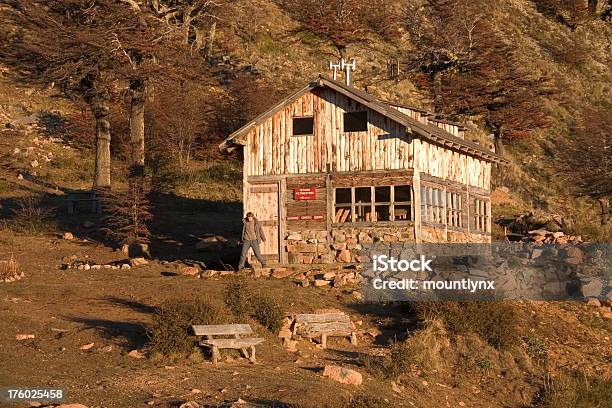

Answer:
[328,57,357,86]
[341,58,356,86]
[329,60,341,80]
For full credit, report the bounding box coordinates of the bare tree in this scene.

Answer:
[400,0,553,151]
[0,0,173,188]
[279,0,392,57]
[559,107,612,225]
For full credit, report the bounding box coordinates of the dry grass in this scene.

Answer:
[413,301,520,350]
[148,296,233,358]
[361,319,450,378]
[3,196,57,235]
[0,255,19,279]
[225,282,285,332]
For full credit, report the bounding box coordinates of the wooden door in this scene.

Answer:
[248,182,280,263]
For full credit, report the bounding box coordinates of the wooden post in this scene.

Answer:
[249,345,256,363]
[235,333,250,359]
[279,177,288,264]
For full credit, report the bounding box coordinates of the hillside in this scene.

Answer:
[0,1,611,408]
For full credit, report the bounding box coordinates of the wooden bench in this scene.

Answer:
[66,190,101,214]
[191,324,264,364]
[292,312,357,349]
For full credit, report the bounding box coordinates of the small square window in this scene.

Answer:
[292,116,314,136]
[343,111,368,132]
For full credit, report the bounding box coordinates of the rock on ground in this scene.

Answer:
[322,365,363,385]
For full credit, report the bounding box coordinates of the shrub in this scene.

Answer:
[251,293,285,332]
[0,255,20,279]
[4,196,57,235]
[412,301,519,350]
[349,395,389,408]
[0,180,12,194]
[361,319,448,378]
[148,297,232,357]
[535,372,612,408]
[225,282,284,332]
[521,335,548,363]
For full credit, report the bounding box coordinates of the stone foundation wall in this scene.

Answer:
[285,230,332,264]
[285,226,416,264]
[285,224,491,265]
[422,225,491,243]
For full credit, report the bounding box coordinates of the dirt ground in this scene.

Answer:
[1,229,611,408]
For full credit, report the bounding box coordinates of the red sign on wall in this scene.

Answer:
[293,188,317,200]
[286,215,325,221]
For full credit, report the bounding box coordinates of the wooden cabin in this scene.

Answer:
[219,76,506,265]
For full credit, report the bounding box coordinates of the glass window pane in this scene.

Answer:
[355,187,371,204]
[356,205,373,222]
[293,117,314,135]
[335,188,351,204]
[394,204,411,220]
[343,111,368,132]
[395,185,411,202]
[334,207,352,223]
[375,205,390,221]
[375,186,390,203]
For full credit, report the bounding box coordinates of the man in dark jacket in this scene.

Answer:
[238,211,266,270]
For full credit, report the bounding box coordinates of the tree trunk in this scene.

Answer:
[598,198,610,225]
[130,79,146,172]
[92,96,111,189]
[204,21,216,59]
[493,125,505,156]
[432,71,443,114]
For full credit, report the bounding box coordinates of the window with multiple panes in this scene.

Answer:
[292,116,314,136]
[343,111,368,132]
[473,198,490,232]
[421,186,446,224]
[334,185,413,223]
[421,186,463,227]
[446,191,463,228]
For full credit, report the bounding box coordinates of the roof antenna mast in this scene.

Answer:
[328,57,356,86]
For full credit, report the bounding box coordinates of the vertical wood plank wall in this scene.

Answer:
[244,88,490,191]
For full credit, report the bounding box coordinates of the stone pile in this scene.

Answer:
[60,255,133,271]
[251,266,361,288]
[277,309,358,351]
[523,229,582,245]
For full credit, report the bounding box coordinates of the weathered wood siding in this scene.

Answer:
[413,139,491,190]
[243,88,490,191]
[244,88,413,176]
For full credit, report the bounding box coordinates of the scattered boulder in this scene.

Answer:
[322,365,363,386]
[16,334,35,340]
[179,266,200,276]
[128,349,145,359]
[79,342,95,350]
[56,404,88,408]
[130,257,148,267]
[179,401,200,408]
[62,232,74,240]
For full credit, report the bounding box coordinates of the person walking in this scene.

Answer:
[238,211,266,270]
